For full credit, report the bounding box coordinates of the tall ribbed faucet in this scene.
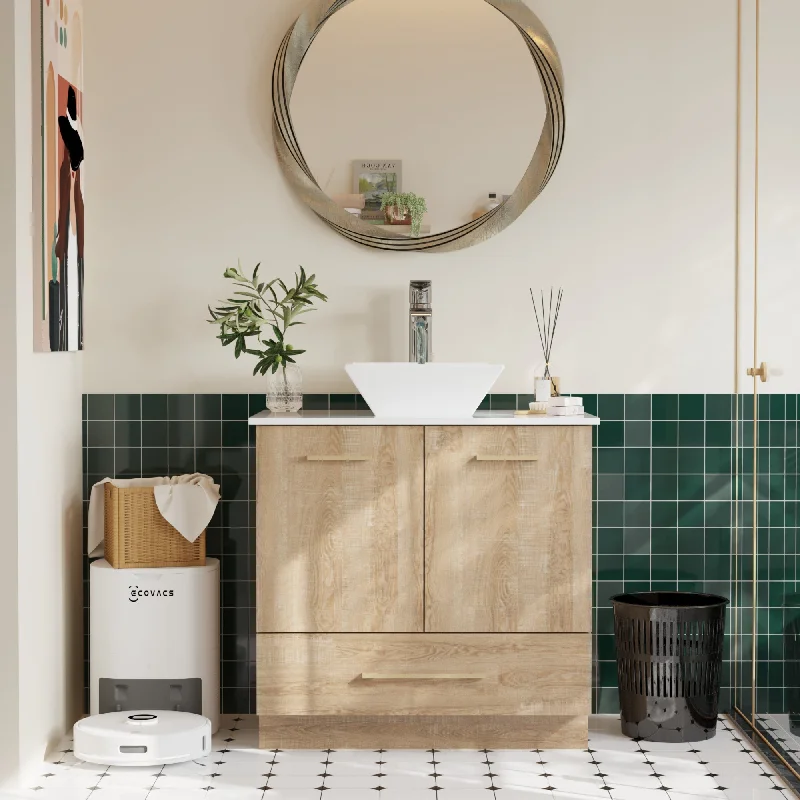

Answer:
[409,280,432,364]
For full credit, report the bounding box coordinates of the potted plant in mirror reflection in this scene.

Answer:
[381,192,428,237]
[208,263,328,413]
[530,287,563,399]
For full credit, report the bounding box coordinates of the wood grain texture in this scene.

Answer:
[258,714,588,749]
[256,633,590,716]
[256,426,424,633]
[425,426,592,633]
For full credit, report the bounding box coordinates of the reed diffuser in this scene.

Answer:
[530,287,564,398]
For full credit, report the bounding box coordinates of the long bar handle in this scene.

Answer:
[474,455,538,462]
[360,673,486,681]
[306,455,370,462]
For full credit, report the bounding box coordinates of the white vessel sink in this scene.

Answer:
[345,363,504,419]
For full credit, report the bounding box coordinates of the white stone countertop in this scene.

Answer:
[249,410,600,426]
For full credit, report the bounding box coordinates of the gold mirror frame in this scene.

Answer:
[273,0,565,252]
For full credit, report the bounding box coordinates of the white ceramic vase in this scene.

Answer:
[535,378,552,403]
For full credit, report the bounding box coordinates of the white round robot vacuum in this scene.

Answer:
[74,711,212,766]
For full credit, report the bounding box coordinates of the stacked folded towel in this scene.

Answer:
[547,396,584,416]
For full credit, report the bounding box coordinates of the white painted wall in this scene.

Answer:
[15,0,84,781]
[0,0,22,787]
[0,0,84,787]
[82,0,738,395]
[752,0,800,395]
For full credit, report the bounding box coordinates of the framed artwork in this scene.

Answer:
[37,0,85,352]
[352,160,402,210]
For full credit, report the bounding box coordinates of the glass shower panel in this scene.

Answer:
[747,0,800,772]
[734,395,755,724]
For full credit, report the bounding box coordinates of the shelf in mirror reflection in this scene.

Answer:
[366,223,432,237]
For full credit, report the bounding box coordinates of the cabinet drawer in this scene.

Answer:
[257,633,590,717]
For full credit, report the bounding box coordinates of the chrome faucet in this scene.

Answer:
[409,280,432,364]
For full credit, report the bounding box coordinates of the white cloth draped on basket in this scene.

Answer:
[87,474,221,558]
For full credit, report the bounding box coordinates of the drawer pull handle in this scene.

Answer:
[474,455,538,462]
[360,673,485,681]
[306,455,370,462]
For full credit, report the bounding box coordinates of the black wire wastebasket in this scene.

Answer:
[611,591,729,743]
[784,596,800,734]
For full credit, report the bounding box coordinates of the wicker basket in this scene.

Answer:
[104,483,206,569]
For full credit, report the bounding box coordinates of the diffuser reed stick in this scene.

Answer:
[530,287,563,381]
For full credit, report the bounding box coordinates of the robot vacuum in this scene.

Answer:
[74,711,212,766]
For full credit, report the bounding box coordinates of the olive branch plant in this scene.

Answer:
[208,263,328,377]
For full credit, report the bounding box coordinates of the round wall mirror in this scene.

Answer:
[273,0,565,252]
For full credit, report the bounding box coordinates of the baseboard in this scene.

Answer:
[258,714,588,749]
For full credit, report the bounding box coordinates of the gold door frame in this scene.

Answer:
[731,0,800,785]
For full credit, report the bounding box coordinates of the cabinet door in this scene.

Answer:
[257,426,424,633]
[425,426,592,633]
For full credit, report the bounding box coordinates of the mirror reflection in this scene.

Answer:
[290,0,546,238]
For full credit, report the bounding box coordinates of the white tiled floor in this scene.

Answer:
[759,714,800,762]
[3,715,795,799]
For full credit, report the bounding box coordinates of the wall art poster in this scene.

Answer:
[37,0,84,352]
[352,160,402,210]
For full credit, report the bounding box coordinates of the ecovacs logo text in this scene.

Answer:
[128,586,175,603]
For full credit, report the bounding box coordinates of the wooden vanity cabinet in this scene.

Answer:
[256,423,593,749]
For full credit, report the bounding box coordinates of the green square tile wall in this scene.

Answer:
[734,395,800,717]
[83,393,794,716]
[592,394,737,715]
